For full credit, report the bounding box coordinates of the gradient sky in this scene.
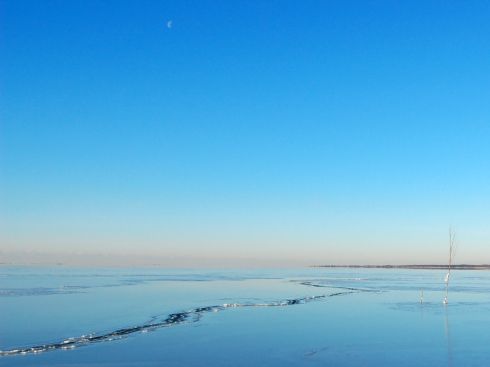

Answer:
[1,1,489,267]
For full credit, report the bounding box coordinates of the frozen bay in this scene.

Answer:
[1,267,489,366]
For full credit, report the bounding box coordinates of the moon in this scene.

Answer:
[166,20,173,29]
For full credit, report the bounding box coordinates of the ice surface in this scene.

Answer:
[1,267,489,366]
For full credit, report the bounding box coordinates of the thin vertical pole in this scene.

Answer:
[444,228,454,304]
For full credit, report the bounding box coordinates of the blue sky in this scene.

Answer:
[1,1,489,266]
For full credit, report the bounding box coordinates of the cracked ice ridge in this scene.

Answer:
[0,291,358,357]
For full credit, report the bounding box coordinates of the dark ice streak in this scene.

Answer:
[0,291,358,357]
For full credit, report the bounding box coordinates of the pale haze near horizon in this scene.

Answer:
[1,1,489,267]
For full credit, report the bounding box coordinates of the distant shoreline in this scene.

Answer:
[313,264,490,270]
